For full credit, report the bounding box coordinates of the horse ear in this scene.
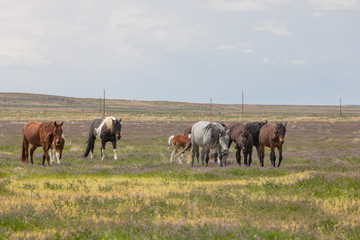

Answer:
[59,122,64,127]
[118,117,122,122]
[284,122,287,127]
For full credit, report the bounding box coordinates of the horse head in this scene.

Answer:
[241,131,251,150]
[218,129,229,153]
[275,122,287,144]
[113,117,122,140]
[53,121,64,148]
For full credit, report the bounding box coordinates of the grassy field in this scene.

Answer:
[0,93,359,239]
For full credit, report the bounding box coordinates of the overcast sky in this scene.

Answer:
[1,0,359,105]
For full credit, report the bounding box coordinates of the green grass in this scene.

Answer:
[0,99,360,239]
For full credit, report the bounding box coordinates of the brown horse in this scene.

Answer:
[168,135,191,163]
[258,122,287,167]
[235,131,253,166]
[22,121,64,166]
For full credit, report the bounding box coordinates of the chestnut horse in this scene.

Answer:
[258,122,287,167]
[235,131,253,166]
[168,135,191,163]
[22,121,64,166]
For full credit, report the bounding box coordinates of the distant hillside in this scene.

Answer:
[1,92,359,121]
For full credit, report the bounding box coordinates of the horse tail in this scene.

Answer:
[83,135,93,158]
[21,138,26,162]
[168,135,174,147]
[83,123,94,158]
[174,141,191,158]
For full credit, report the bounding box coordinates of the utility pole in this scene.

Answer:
[210,98,212,115]
[340,98,342,117]
[103,89,106,117]
[242,91,244,119]
[100,97,102,116]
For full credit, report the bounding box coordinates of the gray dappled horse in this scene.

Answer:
[184,121,230,167]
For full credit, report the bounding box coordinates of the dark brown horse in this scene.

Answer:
[228,120,267,165]
[258,122,287,167]
[184,124,193,136]
[22,121,64,166]
[227,122,245,148]
[235,131,253,166]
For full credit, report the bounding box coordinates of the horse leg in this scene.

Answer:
[259,145,265,167]
[201,149,205,166]
[277,146,283,168]
[248,149,253,166]
[49,149,54,164]
[236,147,241,166]
[30,146,37,164]
[90,136,96,159]
[42,145,50,166]
[243,150,248,166]
[170,148,175,162]
[191,145,197,167]
[101,141,106,161]
[112,140,117,160]
[187,148,192,164]
[270,147,276,168]
[205,149,210,166]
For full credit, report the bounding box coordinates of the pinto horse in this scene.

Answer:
[49,134,65,164]
[83,117,122,161]
[258,122,287,167]
[22,121,64,166]
[168,135,191,163]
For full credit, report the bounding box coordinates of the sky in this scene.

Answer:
[1,0,359,105]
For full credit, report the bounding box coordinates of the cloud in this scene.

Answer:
[291,60,306,65]
[313,12,327,17]
[261,58,269,63]
[216,44,239,50]
[207,0,291,12]
[253,19,290,36]
[308,0,360,10]
[0,39,50,67]
[243,49,254,54]
[208,0,267,11]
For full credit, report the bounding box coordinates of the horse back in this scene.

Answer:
[22,121,41,147]
[172,135,190,148]
[229,123,245,142]
[259,125,277,147]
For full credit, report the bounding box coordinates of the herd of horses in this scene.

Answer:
[20,116,287,168]
[169,120,287,168]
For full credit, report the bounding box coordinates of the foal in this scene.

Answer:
[49,134,65,164]
[235,131,253,166]
[168,135,191,163]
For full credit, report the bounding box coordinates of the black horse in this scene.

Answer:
[83,117,122,161]
[244,120,268,158]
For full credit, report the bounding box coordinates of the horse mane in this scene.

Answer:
[39,122,55,139]
[203,123,220,147]
[103,116,116,132]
